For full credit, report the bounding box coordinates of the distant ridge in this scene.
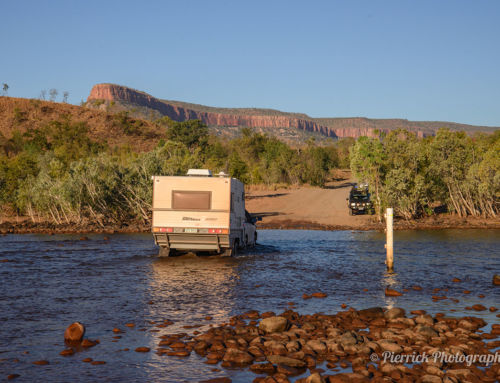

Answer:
[87,83,498,140]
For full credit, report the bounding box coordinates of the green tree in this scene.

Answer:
[165,119,209,152]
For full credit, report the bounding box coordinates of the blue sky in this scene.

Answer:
[1,0,499,126]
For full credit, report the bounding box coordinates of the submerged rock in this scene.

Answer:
[267,355,306,368]
[385,288,402,297]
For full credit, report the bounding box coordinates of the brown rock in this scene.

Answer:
[59,348,74,356]
[452,278,461,283]
[170,341,187,349]
[7,374,20,380]
[412,285,423,291]
[489,307,497,312]
[199,378,232,383]
[493,275,500,286]
[135,347,150,352]
[33,360,49,366]
[91,361,106,365]
[303,293,311,300]
[259,316,288,333]
[411,310,426,315]
[82,358,93,363]
[64,322,85,342]
[305,373,325,383]
[384,307,406,320]
[81,339,97,348]
[267,355,306,368]
[277,365,301,376]
[223,349,254,364]
[250,362,276,374]
[311,292,327,298]
[125,323,135,327]
[420,375,442,383]
[167,350,190,357]
[385,288,402,297]
[112,328,122,333]
[471,304,487,311]
[261,311,276,319]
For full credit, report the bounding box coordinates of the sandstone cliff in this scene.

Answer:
[87,84,497,139]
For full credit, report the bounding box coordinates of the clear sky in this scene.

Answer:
[1,0,499,126]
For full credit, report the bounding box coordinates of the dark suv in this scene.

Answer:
[347,185,374,215]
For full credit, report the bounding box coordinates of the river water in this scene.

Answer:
[0,229,499,382]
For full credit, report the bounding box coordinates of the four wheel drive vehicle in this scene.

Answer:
[347,185,374,215]
[151,169,259,257]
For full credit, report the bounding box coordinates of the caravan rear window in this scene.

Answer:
[172,191,211,210]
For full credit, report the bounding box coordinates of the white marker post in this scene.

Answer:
[386,208,394,272]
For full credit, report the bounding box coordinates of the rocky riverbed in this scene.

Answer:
[138,307,500,383]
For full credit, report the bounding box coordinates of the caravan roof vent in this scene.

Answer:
[217,171,228,177]
[186,169,212,177]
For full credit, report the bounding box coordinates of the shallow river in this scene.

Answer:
[0,229,499,382]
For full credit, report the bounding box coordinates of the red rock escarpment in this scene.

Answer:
[89,84,489,138]
[88,84,340,137]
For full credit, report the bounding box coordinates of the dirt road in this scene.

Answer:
[245,173,377,230]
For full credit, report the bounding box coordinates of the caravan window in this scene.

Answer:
[172,191,211,210]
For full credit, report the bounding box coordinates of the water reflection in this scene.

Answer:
[383,272,400,309]
[148,255,239,326]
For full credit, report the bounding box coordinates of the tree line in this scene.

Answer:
[350,129,499,220]
[1,116,497,227]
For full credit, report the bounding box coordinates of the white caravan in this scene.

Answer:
[151,169,258,256]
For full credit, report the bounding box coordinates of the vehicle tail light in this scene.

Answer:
[208,228,229,234]
[159,227,173,233]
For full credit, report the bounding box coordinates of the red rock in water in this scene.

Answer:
[463,290,471,294]
[302,293,311,300]
[472,304,487,311]
[478,294,485,298]
[311,292,327,298]
[493,275,500,286]
[112,328,122,333]
[7,374,20,380]
[59,349,74,356]
[33,360,49,366]
[81,339,96,348]
[166,350,190,357]
[411,310,426,315]
[198,378,232,383]
[452,278,461,282]
[125,323,135,328]
[412,286,422,291]
[91,361,106,365]
[341,303,347,309]
[385,288,403,297]
[489,307,498,312]
[82,358,93,363]
[64,322,85,342]
[135,347,150,353]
